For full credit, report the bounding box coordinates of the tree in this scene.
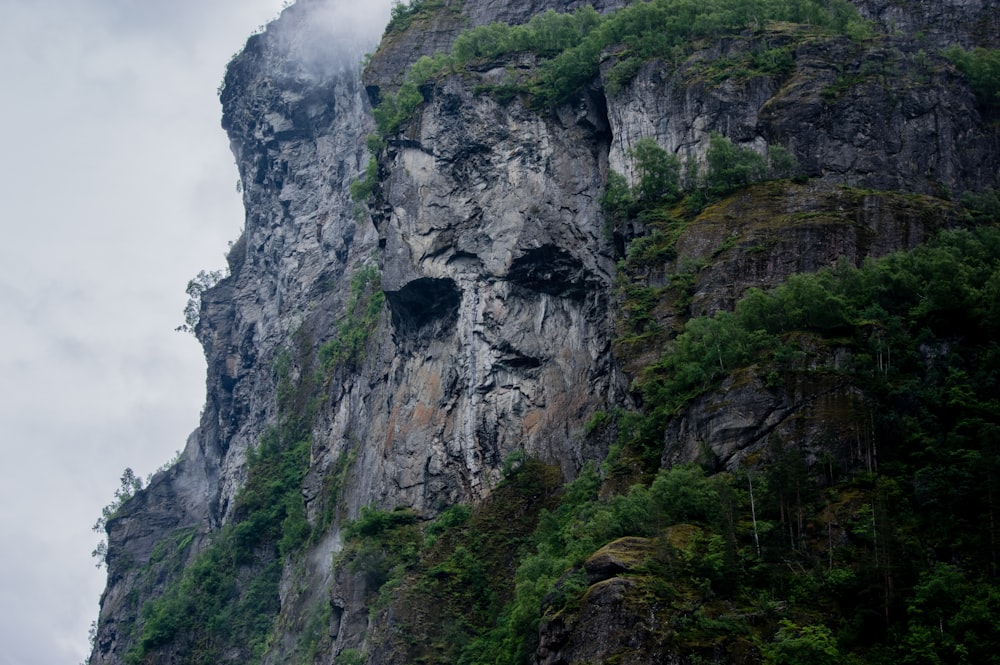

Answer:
[91,467,144,568]
[764,619,841,665]
[630,138,682,202]
[705,132,766,195]
[176,269,226,334]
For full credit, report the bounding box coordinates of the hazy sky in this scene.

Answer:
[0,1,308,662]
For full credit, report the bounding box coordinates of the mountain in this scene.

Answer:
[88,1,1000,664]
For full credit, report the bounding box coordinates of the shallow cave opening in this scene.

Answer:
[383,276,462,335]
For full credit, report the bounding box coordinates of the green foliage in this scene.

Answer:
[960,187,1000,223]
[764,619,842,665]
[604,136,798,249]
[374,0,869,136]
[126,432,312,664]
[689,42,798,87]
[341,506,422,594]
[458,228,998,664]
[91,468,145,568]
[751,45,796,78]
[339,221,1000,664]
[337,461,561,665]
[349,157,379,202]
[634,226,1000,419]
[530,0,866,106]
[631,138,682,203]
[622,226,1000,656]
[600,170,636,223]
[767,144,800,179]
[385,0,446,35]
[123,267,382,665]
[423,503,472,547]
[943,46,1000,109]
[126,330,325,664]
[94,468,143,528]
[317,264,384,375]
[176,268,227,334]
[344,506,419,540]
[451,7,601,62]
[456,463,746,665]
[373,52,453,136]
[705,131,768,195]
[334,649,366,665]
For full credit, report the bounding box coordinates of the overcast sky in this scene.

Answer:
[0,1,320,663]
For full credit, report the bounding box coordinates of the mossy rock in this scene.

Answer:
[584,536,658,584]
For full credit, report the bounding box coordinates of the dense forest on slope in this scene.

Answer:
[89,0,1000,663]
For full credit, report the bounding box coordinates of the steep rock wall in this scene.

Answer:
[605,29,997,197]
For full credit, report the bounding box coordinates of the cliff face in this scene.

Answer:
[90,1,1000,664]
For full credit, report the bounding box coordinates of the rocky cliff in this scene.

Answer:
[89,1,1000,664]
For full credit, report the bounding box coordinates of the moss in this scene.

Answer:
[584,536,658,573]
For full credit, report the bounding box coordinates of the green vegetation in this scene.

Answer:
[338,461,562,665]
[385,0,448,35]
[346,222,1000,665]
[372,52,453,136]
[705,131,767,194]
[123,258,382,663]
[124,334,320,664]
[369,0,870,138]
[943,46,1000,109]
[317,263,384,376]
[349,157,379,202]
[91,468,144,568]
[176,268,227,335]
[603,135,802,353]
[350,135,386,204]
[961,187,1000,223]
[334,649,366,665]
[603,134,799,232]
[623,226,1000,462]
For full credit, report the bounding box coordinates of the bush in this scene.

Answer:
[705,132,767,195]
[764,620,842,665]
[349,157,378,202]
[943,46,1000,108]
[376,0,870,134]
[176,269,227,334]
[344,506,420,539]
[631,138,682,203]
[385,0,445,35]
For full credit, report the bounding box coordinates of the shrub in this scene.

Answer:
[943,46,1000,108]
[631,138,682,203]
[705,132,767,195]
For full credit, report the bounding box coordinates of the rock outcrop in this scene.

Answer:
[89,0,999,664]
